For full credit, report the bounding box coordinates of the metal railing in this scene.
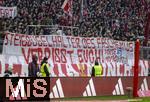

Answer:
[27,25,79,36]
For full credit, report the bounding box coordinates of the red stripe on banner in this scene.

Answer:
[115,63,118,76]
[61,64,68,76]
[72,64,80,73]
[120,64,124,76]
[5,63,9,71]
[37,48,43,63]
[53,64,59,76]
[13,64,22,75]
[105,63,108,76]
[21,48,30,64]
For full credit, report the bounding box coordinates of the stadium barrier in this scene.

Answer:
[0,77,149,101]
[49,77,150,99]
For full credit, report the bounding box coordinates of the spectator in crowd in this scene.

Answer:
[0,0,149,44]
[40,57,50,77]
[28,54,39,77]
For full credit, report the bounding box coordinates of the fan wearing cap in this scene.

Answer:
[40,57,50,77]
[28,54,39,77]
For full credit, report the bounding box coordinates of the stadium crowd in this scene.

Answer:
[0,0,150,43]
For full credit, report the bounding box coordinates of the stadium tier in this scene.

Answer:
[0,0,150,42]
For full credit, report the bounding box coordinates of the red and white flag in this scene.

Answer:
[61,0,72,17]
[0,0,3,5]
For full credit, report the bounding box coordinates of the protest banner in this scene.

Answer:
[0,7,17,18]
[1,32,144,77]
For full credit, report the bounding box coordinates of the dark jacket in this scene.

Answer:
[28,62,39,77]
[91,66,95,77]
